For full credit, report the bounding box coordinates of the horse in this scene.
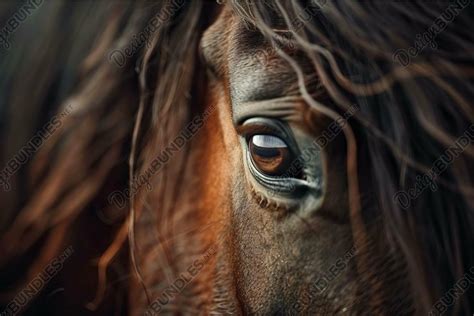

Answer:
[0,0,473,315]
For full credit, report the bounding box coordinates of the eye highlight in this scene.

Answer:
[249,135,292,176]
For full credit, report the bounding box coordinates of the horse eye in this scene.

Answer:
[249,135,292,176]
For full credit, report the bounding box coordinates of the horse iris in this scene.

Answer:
[249,135,291,176]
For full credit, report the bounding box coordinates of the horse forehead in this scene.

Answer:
[201,9,301,123]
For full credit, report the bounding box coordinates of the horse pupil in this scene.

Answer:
[252,145,280,158]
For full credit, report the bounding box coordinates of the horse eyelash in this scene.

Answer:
[249,185,292,214]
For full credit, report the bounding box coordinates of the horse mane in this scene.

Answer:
[0,0,208,310]
[0,0,473,314]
